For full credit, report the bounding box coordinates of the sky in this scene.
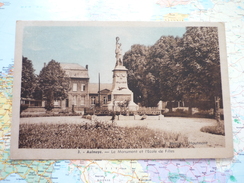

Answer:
[22,24,186,83]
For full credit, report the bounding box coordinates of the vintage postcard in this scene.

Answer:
[11,21,233,159]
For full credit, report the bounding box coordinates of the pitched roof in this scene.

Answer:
[60,63,89,78]
[60,63,86,70]
[89,83,112,94]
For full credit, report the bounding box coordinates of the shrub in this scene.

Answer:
[164,111,190,118]
[45,101,54,111]
[175,109,185,113]
[164,109,216,119]
[200,121,225,136]
[20,112,80,118]
[193,112,214,119]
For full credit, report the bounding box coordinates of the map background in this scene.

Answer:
[0,0,243,182]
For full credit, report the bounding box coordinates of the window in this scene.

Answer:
[81,84,85,91]
[81,96,85,105]
[103,97,107,104]
[73,83,77,91]
[54,100,59,106]
[91,97,96,105]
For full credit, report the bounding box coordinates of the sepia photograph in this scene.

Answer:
[11,21,233,159]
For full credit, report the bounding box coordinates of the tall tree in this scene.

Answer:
[124,44,150,106]
[124,37,183,107]
[124,27,222,115]
[39,60,70,111]
[179,27,222,114]
[148,36,182,109]
[21,56,37,98]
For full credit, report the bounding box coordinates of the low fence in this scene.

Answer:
[21,107,78,118]
[137,107,161,115]
[84,106,161,116]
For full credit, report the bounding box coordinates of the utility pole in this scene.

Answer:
[98,73,100,108]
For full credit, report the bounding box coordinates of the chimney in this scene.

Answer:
[86,65,88,70]
[44,62,46,67]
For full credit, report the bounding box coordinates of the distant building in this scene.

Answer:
[21,63,114,113]
[59,63,90,112]
[89,83,112,108]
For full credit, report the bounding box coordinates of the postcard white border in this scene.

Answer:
[11,21,233,160]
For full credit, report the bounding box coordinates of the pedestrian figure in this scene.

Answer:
[111,112,115,124]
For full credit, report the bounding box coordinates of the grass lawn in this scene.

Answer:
[19,120,189,149]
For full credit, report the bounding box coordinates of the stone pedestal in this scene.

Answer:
[108,65,138,111]
[158,114,164,120]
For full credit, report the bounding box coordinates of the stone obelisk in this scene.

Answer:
[108,37,138,111]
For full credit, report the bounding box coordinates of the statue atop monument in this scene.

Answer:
[108,37,139,112]
[115,37,123,66]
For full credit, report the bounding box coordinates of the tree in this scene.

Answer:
[124,37,182,107]
[179,27,222,114]
[124,27,222,118]
[148,36,182,110]
[124,44,151,106]
[117,99,130,115]
[21,56,37,98]
[39,60,70,111]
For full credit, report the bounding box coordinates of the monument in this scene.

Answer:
[108,37,139,112]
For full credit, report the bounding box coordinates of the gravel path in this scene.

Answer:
[20,116,225,148]
[98,116,225,148]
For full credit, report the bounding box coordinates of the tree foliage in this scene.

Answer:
[39,60,70,111]
[179,27,222,105]
[123,27,222,112]
[21,56,37,98]
[117,99,130,114]
[148,36,182,107]
[124,37,182,107]
[124,45,150,106]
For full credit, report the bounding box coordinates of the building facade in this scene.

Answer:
[59,63,90,112]
[89,83,112,109]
